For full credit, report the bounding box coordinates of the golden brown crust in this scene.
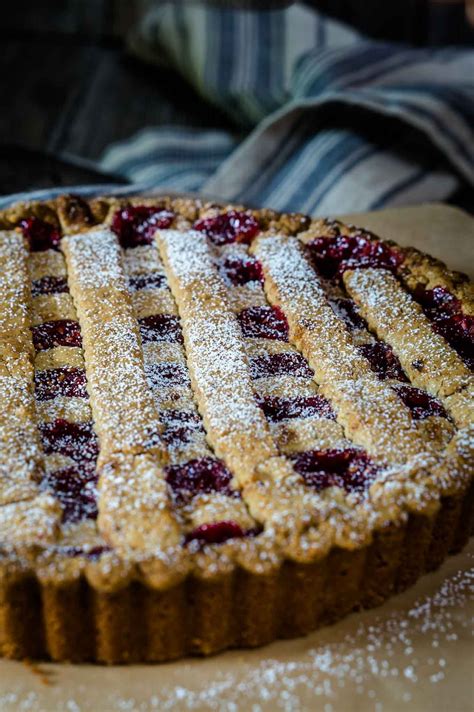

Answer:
[0,193,472,664]
[1,490,472,663]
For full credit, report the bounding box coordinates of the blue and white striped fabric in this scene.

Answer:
[101,2,474,215]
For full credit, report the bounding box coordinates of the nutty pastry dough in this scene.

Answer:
[0,194,472,663]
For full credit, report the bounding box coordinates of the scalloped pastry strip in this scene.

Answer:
[252,234,428,465]
[343,268,473,427]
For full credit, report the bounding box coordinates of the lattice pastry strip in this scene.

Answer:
[211,241,350,457]
[157,229,281,484]
[281,228,456,447]
[61,228,164,461]
[23,239,109,552]
[156,229,358,551]
[0,231,45,501]
[121,239,258,539]
[252,234,429,464]
[0,230,61,541]
[61,228,182,551]
[344,268,473,428]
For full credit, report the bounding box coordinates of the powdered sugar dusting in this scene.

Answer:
[158,230,278,479]
[344,268,473,426]
[62,229,126,290]
[0,231,31,351]
[0,231,44,497]
[253,235,428,464]
[120,228,257,539]
[62,228,163,458]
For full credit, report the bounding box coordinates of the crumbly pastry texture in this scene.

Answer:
[0,193,472,664]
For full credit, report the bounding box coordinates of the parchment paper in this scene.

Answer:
[0,203,472,712]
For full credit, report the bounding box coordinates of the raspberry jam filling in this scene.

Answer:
[166,457,236,503]
[193,210,260,246]
[40,419,99,465]
[139,314,184,344]
[161,410,204,446]
[128,272,165,291]
[221,256,264,285]
[308,234,402,279]
[293,448,378,494]
[19,217,61,252]
[329,298,366,330]
[111,206,175,248]
[184,521,260,548]
[32,319,82,351]
[250,352,314,379]
[145,362,190,389]
[413,285,474,369]
[31,276,69,297]
[35,367,88,401]
[392,385,448,420]
[294,448,377,492]
[42,467,98,523]
[359,342,408,381]
[256,394,335,422]
[238,306,289,340]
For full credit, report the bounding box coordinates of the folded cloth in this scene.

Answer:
[100,2,474,215]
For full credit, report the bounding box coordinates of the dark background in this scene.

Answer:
[1,0,472,199]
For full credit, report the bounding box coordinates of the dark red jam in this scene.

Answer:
[359,341,407,381]
[221,256,264,285]
[412,285,474,369]
[31,319,82,351]
[40,419,98,466]
[238,306,289,340]
[42,467,98,523]
[139,314,183,344]
[166,457,236,504]
[249,352,314,379]
[392,385,448,420]
[256,394,335,422]
[31,276,69,297]
[145,362,190,389]
[111,206,175,248]
[128,272,165,291]
[160,409,204,446]
[329,298,366,330]
[35,367,88,401]
[292,448,378,494]
[308,234,403,279]
[19,217,61,252]
[193,210,260,246]
[184,521,260,548]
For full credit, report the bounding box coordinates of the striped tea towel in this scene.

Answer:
[100,2,474,216]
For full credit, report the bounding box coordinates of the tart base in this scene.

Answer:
[1,486,472,664]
